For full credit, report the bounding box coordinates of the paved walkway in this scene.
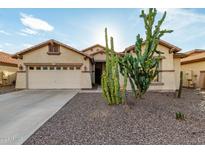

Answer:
[80,85,102,93]
[0,90,77,145]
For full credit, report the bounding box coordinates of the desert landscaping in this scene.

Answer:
[24,89,205,144]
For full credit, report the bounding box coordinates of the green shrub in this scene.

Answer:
[176,112,185,120]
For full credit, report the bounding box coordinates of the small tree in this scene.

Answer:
[101,28,124,105]
[119,8,173,98]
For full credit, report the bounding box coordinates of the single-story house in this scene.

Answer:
[13,39,183,92]
[181,49,205,89]
[0,51,18,86]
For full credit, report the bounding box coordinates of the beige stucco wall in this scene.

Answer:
[15,72,26,89]
[181,61,205,88]
[174,58,181,90]
[0,65,17,85]
[93,53,106,62]
[15,45,92,89]
[22,46,85,64]
[0,65,17,72]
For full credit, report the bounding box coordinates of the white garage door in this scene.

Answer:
[28,66,81,89]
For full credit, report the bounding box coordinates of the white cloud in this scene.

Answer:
[158,9,205,43]
[21,28,38,35]
[159,9,205,29]
[20,13,54,32]
[0,30,10,35]
[17,32,28,36]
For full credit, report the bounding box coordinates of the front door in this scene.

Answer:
[95,62,103,85]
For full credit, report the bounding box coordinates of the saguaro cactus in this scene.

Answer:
[119,8,173,98]
[101,28,123,105]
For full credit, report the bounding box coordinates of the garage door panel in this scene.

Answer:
[28,70,81,89]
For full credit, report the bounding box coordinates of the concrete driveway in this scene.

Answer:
[0,90,77,145]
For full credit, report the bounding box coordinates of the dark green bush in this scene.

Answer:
[176,112,185,120]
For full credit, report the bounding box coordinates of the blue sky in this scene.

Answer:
[1,8,205,54]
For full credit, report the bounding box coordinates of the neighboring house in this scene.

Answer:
[13,39,183,92]
[181,49,205,89]
[123,40,183,92]
[0,51,18,86]
[13,39,93,89]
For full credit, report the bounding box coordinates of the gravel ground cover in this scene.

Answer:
[24,89,205,145]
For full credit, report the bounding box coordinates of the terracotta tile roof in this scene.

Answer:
[0,51,18,66]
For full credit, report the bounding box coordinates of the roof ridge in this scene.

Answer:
[124,39,181,53]
[183,49,205,56]
[81,44,105,52]
[12,39,92,60]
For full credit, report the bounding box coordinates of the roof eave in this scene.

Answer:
[173,53,186,58]
[0,61,18,67]
[81,44,105,52]
[123,40,181,53]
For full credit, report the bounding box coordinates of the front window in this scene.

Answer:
[43,66,48,70]
[56,66,61,70]
[63,66,68,70]
[29,66,34,70]
[48,43,60,55]
[69,66,74,70]
[50,66,55,70]
[36,66,41,70]
[76,66,81,70]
